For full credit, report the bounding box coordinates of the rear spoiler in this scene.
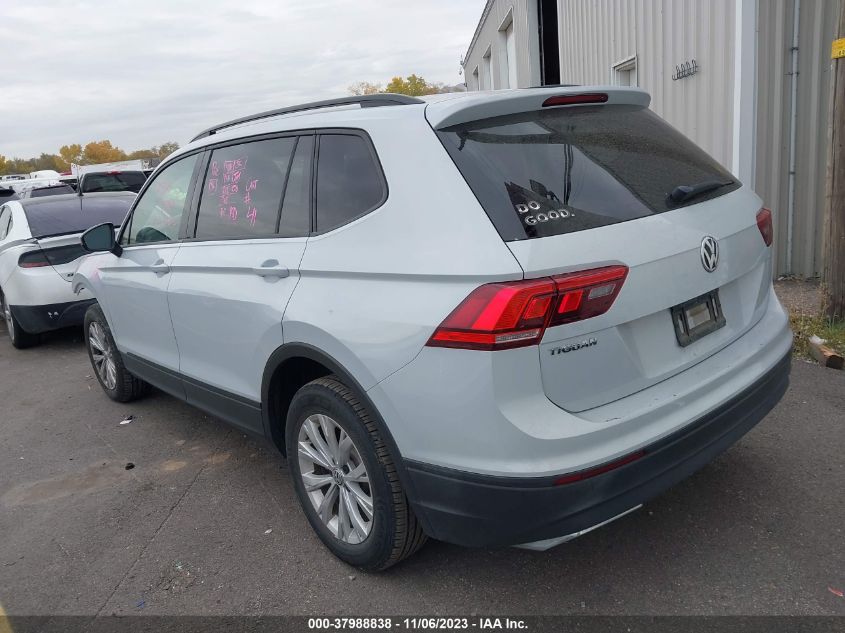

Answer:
[424,86,651,130]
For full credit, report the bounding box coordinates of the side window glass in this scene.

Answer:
[278,135,313,237]
[123,154,199,246]
[316,134,385,233]
[195,137,296,240]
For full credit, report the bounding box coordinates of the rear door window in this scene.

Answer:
[436,104,741,241]
[194,137,297,240]
[315,133,385,233]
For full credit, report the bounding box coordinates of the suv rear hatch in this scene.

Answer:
[429,89,773,412]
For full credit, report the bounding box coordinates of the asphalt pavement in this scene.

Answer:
[1,326,844,616]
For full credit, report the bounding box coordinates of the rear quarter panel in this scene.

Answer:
[284,110,524,390]
[0,204,34,296]
[72,252,115,319]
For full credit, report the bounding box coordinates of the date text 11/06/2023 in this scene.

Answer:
[306,617,529,630]
[206,158,261,227]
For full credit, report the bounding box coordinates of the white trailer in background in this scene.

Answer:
[70,159,159,178]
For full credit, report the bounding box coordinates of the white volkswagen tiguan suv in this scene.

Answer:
[74,88,792,570]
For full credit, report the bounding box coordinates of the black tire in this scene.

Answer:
[84,303,150,403]
[286,376,427,571]
[0,289,39,349]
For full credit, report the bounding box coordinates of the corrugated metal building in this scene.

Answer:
[462,0,841,278]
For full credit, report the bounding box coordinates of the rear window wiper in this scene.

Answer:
[667,180,735,207]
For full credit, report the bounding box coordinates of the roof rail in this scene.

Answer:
[191,94,425,142]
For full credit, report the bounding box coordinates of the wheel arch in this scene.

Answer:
[261,343,423,513]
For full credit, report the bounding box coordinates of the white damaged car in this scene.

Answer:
[0,192,133,348]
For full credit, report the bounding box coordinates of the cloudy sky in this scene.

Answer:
[1,0,482,158]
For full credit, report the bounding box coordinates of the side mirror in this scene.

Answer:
[81,223,120,254]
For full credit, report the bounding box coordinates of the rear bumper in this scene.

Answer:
[10,299,95,334]
[404,351,791,548]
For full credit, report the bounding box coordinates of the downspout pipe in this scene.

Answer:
[786,0,801,274]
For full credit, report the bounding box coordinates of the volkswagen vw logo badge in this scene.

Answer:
[700,236,719,273]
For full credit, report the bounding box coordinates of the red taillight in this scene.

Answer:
[553,450,645,486]
[551,266,628,326]
[427,265,628,351]
[18,251,50,268]
[542,93,609,107]
[757,207,773,247]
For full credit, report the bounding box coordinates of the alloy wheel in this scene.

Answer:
[297,413,374,544]
[88,322,117,390]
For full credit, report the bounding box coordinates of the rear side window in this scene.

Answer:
[436,105,741,241]
[194,137,297,240]
[315,134,385,233]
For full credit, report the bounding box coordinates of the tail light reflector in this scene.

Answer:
[554,450,646,486]
[757,207,773,247]
[427,265,628,351]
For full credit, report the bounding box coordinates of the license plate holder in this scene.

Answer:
[671,290,726,347]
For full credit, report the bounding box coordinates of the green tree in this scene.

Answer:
[384,74,445,97]
[59,143,83,166]
[127,148,156,160]
[0,140,182,175]
[128,141,179,161]
[154,142,179,159]
[31,153,66,172]
[82,140,127,164]
[3,158,35,175]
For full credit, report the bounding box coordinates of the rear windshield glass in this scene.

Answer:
[23,196,133,238]
[81,172,146,193]
[436,105,741,241]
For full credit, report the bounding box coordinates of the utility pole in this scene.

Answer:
[822,1,845,320]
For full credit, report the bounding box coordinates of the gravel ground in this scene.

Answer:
[774,279,822,316]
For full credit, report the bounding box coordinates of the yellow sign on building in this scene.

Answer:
[833,38,845,60]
